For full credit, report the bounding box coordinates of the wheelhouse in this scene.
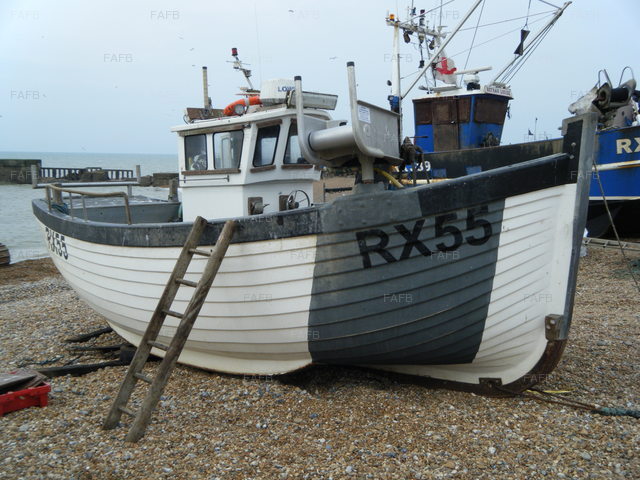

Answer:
[172,107,328,221]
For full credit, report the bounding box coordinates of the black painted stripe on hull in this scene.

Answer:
[308,174,505,365]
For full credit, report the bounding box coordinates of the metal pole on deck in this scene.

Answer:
[202,67,211,109]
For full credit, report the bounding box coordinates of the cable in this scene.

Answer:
[457,10,553,32]
[592,160,640,293]
[464,0,486,70]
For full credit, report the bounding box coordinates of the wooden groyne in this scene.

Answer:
[0,159,41,184]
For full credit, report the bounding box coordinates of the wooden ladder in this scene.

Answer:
[103,216,236,442]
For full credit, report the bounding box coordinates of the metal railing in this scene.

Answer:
[45,184,133,225]
[39,166,134,180]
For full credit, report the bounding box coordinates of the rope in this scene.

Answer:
[449,14,549,60]
[457,10,553,32]
[592,159,640,293]
[497,386,640,419]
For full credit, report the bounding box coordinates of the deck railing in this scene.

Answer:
[45,184,133,225]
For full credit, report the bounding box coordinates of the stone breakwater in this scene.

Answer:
[0,253,638,479]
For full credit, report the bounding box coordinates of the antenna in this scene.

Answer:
[229,47,255,92]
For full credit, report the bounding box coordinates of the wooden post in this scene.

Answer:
[52,184,63,204]
[168,179,178,201]
[31,164,38,188]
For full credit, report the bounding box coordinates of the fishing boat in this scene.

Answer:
[32,2,597,394]
[568,68,640,237]
[32,61,597,394]
[393,3,638,237]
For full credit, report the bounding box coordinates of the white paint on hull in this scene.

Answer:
[42,223,316,374]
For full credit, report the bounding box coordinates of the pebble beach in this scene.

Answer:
[0,249,638,480]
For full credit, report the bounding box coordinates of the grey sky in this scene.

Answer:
[1,0,635,154]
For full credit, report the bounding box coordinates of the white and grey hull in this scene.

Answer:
[32,117,595,392]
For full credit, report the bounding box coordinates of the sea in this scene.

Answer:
[0,151,177,263]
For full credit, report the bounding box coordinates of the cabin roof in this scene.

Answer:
[171,105,332,134]
[414,84,513,101]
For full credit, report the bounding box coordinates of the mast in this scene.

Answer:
[390,15,401,110]
[230,47,255,92]
[399,0,483,99]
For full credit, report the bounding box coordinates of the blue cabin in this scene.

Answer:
[413,87,512,153]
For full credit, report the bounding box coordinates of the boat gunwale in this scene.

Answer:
[32,151,575,248]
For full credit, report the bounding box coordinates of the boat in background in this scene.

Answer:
[569,68,640,237]
[385,2,570,154]
[388,4,639,238]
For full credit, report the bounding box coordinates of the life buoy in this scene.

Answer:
[223,96,262,116]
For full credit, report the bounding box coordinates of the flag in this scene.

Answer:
[433,55,457,85]
[528,129,533,136]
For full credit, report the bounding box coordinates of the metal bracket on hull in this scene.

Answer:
[545,314,565,341]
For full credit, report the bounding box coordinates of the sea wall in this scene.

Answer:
[0,159,41,184]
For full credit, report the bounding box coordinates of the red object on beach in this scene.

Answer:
[0,383,51,416]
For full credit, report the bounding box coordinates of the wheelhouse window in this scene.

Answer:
[213,130,244,169]
[283,124,308,164]
[253,125,280,167]
[184,134,207,171]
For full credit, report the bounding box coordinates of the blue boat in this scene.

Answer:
[569,70,640,237]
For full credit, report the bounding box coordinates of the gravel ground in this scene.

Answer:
[0,249,638,480]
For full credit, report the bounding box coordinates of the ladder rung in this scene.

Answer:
[148,340,170,351]
[163,309,184,319]
[189,248,212,257]
[119,406,136,417]
[176,278,198,288]
[134,372,153,384]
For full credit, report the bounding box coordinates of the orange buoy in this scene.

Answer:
[223,96,262,116]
